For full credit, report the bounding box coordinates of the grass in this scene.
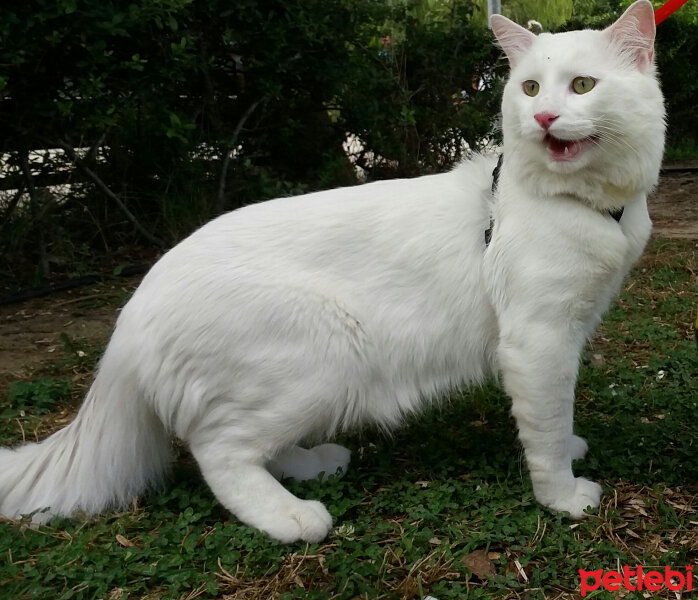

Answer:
[664,139,698,163]
[0,237,696,600]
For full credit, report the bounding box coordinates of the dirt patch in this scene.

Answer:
[0,169,695,396]
[649,166,698,239]
[0,283,136,396]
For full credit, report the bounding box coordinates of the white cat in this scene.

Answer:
[0,0,664,543]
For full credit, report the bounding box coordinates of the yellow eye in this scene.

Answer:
[523,80,540,97]
[572,76,596,94]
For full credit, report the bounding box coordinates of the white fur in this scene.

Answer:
[0,1,664,542]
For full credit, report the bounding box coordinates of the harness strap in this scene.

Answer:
[484,155,503,246]
[485,154,624,247]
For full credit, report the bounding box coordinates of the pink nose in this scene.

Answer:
[534,112,559,130]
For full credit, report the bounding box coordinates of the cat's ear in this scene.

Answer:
[490,14,536,67]
[604,0,656,71]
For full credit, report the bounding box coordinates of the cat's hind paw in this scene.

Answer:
[307,443,351,480]
[570,435,589,461]
[268,443,351,482]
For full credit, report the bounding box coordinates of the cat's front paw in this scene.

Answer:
[570,435,589,461]
[259,498,333,543]
[544,477,602,519]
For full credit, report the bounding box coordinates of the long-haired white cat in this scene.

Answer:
[0,1,664,543]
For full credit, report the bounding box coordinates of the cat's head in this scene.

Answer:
[491,0,665,210]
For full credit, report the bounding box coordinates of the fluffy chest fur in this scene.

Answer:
[486,168,651,348]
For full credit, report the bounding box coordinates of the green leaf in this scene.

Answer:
[7,378,72,415]
[63,0,77,15]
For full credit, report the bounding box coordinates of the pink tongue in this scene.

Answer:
[546,136,579,160]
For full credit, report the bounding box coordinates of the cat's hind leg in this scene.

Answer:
[570,434,589,461]
[267,444,351,482]
[189,434,333,543]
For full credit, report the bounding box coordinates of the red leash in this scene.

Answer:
[655,0,691,24]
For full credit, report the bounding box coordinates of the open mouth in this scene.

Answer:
[544,134,598,162]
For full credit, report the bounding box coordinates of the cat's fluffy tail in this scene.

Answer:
[0,352,171,523]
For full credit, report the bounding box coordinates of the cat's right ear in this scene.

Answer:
[490,14,536,67]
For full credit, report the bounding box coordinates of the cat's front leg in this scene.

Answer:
[498,327,601,518]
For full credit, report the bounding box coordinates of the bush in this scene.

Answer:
[654,12,698,153]
[0,0,693,289]
[0,0,502,289]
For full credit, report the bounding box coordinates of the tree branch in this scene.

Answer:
[84,128,110,166]
[215,96,265,215]
[56,138,167,248]
[0,181,25,228]
[18,148,49,278]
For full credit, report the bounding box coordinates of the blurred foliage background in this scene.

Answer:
[0,0,695,289]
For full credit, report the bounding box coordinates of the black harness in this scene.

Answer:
[485,154,624,247]
[484,154,504,246]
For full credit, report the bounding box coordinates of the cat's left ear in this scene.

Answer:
[490,14,536,67]
[604,0,656,71]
